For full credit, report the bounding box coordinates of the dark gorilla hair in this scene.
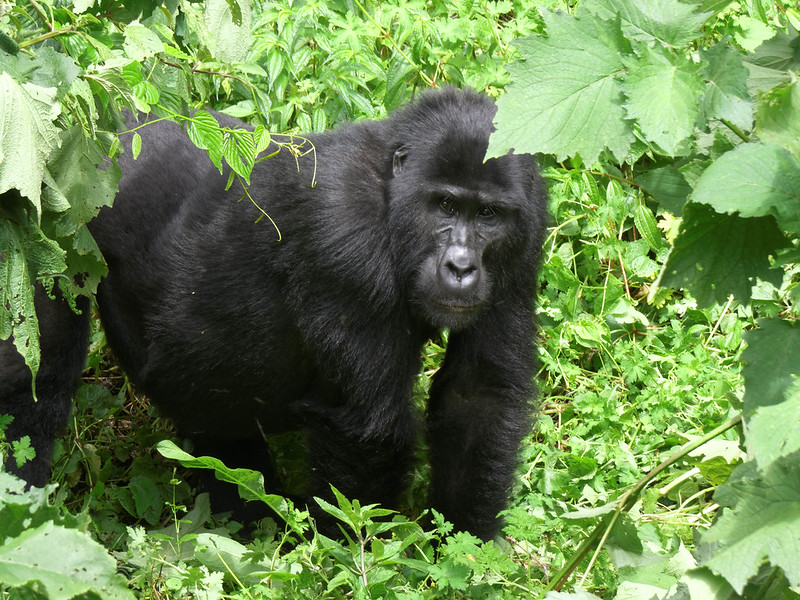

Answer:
[0,87,548,540]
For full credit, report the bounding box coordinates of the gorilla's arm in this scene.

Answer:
[426,297,536,540]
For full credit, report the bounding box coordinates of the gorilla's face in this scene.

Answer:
[390,147,529,332]
[412,189,511,330]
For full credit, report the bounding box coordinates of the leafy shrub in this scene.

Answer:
[2,0,795,598]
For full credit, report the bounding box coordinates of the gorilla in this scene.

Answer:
[0,88,547,540]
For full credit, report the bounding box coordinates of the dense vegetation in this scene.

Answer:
[1,0,799,598]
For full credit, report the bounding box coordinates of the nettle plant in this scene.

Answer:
[489,0,800,595]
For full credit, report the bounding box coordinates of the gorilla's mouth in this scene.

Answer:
[432,300,482,312]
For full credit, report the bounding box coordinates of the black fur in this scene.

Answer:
[0,88,547,540]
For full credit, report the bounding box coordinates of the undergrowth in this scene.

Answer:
[2,0,798,598]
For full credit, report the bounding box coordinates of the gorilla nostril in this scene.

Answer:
[444,260,479,289]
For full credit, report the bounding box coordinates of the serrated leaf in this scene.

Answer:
[756,80,800,161]
[741,318,800,414]
[123,22,163,62]
[194,533,276,585]
[205,0,253,63]
[692,142,800,233]
[487,8,634,164]
[0,218,42,387]
[587,0,710,47]
[621,48,704,155]
[0,73,60,213]
[659,203,786,306]
[636,165,691,215]
[634,202,664,252]
[24,47,80,100]
[747,382,800,471]
[0,520,134,600]
[700,457,800,593]
[700,42,753,131]
[47,126,119,229]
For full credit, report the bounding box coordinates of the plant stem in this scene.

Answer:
[548,413,743,592]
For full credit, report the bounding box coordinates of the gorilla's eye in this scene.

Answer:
[439,197,457,214]
[478,205,499,218]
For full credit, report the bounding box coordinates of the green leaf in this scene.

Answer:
[205,0,253,63]
[0,216,50,388]
[0,73,60,213]
[0,520,134,600]
[659,203,786,306]
[700,457,800,594]
[621,47,704,155]
[699,42,753,131]
[755,80,800,161]
[487,8,634,164]
[636,165,691,215]
[23,47,80,100]
[46,126,120,230]
[155,440,305,535]
[741,318,800,414]
[587,0,709,48]
[633,201,664,252]
[194,533,277,585]
[188,111,224,173]
[11,436,35,468]
[132,132,142,159]
[692,143,800,233]
[123,22,164,62]
[747,383,800,471]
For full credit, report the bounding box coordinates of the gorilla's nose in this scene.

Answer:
[440,248,480,294]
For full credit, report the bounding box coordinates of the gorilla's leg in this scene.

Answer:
[1,287,90,486]
[305,415,417,529]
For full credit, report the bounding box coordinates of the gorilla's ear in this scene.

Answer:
[392,146,408,176]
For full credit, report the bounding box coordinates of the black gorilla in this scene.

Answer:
[0,88,547,540]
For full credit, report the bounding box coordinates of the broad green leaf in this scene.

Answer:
[613,542,695,599]
[756,80,800,161]
[0,213,68,386]
[741,318,800,413]
[0,520,134,600]
[194,533,277,585]
[747,383,800,471]
[123,22,163,62]
[188,111,224,172]
[46,126,120,230]
[23,47,80,100]
[156,440,305,535]
[659,203,786,306]
[700,43,753,131]
[621,48,704,156]
[692,143,800,233]
[587,0,709,48]
[733,15,777,52]
[677,567,736,600]
[744,27,800,73]
[205,0,253,63]
[697,0,735,14]
[700,457,800,593]
[0,73,60,213]
[636,165,691,215]
[487,8,634,164]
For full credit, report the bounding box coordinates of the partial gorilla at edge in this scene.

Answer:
[0,87,548,541]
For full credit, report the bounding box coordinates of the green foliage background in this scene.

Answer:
[1,0,799,598]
